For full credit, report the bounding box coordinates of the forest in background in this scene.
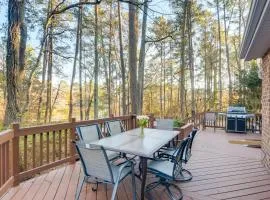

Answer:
[0,0,262,128]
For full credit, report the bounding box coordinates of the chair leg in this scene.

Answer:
[111,179,120,200]
[75,176,86,200]
[105,184,108,199]
[145,181,161,192]
[92,182,99,192]
[174,169,193,182]
[165,183,183,200]
[131,165,137,200]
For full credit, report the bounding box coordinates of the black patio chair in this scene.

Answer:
[145,138,191,200]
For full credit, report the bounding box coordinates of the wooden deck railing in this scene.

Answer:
[185,112,262,133]
[0,115,139,196]
[0,130,13,197]
[1,111,261,197]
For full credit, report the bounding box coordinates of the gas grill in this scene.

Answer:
[226,106,254,133]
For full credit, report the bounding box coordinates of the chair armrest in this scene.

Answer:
[118,160,133,174]
[160,146,175,151]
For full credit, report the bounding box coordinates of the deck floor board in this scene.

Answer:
[1,129,268,200]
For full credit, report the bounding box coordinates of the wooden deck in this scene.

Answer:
[1,128,269,200]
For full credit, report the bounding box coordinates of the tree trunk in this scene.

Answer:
[79,6,83,120]
[169,42,173,113]
[187,0,195,118]
[94,5,99,119]
[138,0,148,114]
[36,2,51,122]
[128,0,138,114]
[51,82,61,113]
[4,0,26,126]
[117,1,127,115]
[100,25,110,115]
[37,36,48,122]
[68,7,81,120]
[44,0,54,123]
[163,43,166,115]
[108,2,113,116]
[45,27,53,123]
[223,0,232,105]
[160,44,163,117]
[216,0,222,111]
[85,79,93,120]
[180,0,188,119]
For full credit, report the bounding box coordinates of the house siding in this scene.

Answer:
[262,50,270,170]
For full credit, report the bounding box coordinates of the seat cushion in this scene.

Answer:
[148,160,174,179]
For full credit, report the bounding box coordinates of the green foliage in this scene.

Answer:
[238,61,262,112]
[173,118,185,127]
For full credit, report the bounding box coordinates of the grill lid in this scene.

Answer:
[227,106,247,114]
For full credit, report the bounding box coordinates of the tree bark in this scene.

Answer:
[117,1,127,115]
[138,0,148,114]
[128,0,138,114]
[4,0,26,126]
[216,0,222,111]
[180,0,188,119]
[79,6,83,120]
[108,2,113,116]
[94,5,99,119]
[37,34,48,122]
[68,7,81,120]
[44,0,54,123]
[187,0,195,118]
[160,44,163,117]
[223,0,232,104]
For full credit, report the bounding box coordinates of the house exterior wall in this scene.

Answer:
[262,50,270,170]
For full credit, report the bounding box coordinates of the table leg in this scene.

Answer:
[140,157,147,200]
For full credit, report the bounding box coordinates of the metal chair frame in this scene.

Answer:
[145,138,191,200]
[75,142,136,200]
[76,124,104,142]
[158,133,196,182]
[76,124,119,161]
[105,120,126,137]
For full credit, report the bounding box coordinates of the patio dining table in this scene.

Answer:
[90,128,179,200]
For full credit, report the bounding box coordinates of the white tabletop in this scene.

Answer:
[90,128,178,158]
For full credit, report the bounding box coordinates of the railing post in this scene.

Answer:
[132,115,137,129]
[12,123,20,186]
[149,114,155,128]
[70,118,76,163]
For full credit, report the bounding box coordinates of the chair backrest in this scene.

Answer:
[75,142,114,183]
[76,124,102,143]
[188,129,198,150]
[172,137,191,178]
[105,120,125,136]
[204,112,216,122]
[156,119,174,131]
[183,137,193,163]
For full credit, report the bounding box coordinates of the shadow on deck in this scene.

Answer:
[1,128,269,200]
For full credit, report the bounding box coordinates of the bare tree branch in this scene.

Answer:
[119,0,152,6]
[49,0,102,17]
[145,34,174,43]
